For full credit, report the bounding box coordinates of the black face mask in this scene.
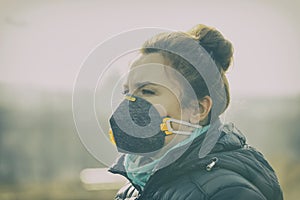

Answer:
[109,95,166,155]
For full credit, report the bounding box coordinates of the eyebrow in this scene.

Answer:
[123,82,159,89]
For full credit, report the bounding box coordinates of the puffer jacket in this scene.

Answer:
[109,121,284,200]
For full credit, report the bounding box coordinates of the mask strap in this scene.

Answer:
[160,117,202,136]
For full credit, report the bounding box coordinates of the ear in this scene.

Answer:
[189,96,213,125]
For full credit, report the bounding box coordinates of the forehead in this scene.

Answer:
[129,53,171,82]
[127,53,180,91]
[131,53,168,68]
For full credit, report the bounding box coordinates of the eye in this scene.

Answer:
[141,89,155,95]
[122,89,129,95]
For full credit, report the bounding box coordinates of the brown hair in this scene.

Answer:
[140,24,234,116]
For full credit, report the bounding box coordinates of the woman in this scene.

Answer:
[108,24,283,199]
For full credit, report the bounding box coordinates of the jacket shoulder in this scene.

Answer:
[150,167,266,200]
[191,167,266,199]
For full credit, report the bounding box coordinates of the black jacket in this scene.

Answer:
[109,121,283,200]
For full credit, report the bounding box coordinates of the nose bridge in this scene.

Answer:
[128,87,140,98]
[126,74,141,97]
[131,87,139,96]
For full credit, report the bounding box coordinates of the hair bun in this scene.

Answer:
[187,24,233,72]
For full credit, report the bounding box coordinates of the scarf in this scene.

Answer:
[124,125,210,190]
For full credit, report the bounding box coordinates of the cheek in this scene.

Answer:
[146,89,183,118]
[153,99,182,118]
[152,104,168,117]
[167,98,183,118]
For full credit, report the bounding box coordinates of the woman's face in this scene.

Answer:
[123,53,194,145]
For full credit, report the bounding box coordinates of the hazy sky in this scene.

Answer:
[0,0,299,97]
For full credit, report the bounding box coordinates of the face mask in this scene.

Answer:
[109,95,202,155]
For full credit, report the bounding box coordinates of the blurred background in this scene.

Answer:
[1,0,300,199]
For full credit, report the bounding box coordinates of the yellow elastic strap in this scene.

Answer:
[160,117,173,135]
[109,129,116,145]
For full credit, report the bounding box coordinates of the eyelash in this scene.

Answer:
[141,89,155,95]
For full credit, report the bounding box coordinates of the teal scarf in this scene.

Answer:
[124,125,210,190]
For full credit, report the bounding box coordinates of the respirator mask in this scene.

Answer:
[109,94,202,155]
